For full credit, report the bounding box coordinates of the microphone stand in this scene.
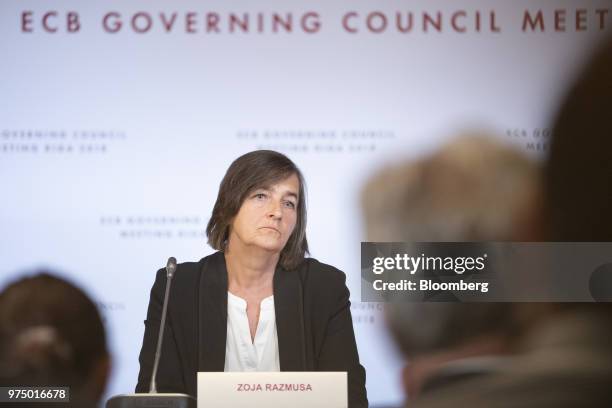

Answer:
[149,256,175,393]
[106,257,196,408]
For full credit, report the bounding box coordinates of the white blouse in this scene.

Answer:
[224,291,280,372]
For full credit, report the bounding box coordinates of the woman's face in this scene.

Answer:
[228,173,299,254]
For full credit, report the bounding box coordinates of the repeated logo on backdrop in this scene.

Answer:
[505,127,552,152]
[0,129,126,155]
[237,129,395,154]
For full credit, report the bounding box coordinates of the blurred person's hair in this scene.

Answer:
[206,150,309,270]
[0,272,110,406]
[540,37,612,316]
[361,134,540,356]
[363,134,540,244]
[545,38,612,242]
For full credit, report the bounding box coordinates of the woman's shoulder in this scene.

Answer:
[153,261,198,279]
[298,258,352,311]
[153,252,221,284]
[299,257,348,289]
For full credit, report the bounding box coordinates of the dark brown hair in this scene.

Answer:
[544,37,612,241]
[206,150,309,270]
[0,273,108,391]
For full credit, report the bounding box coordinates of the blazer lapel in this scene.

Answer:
[274,265,306,371]
[198,252,228,372]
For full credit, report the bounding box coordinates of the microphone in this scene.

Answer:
[166,257,177,278]
[149,256,178,393]
[106,257,196,408]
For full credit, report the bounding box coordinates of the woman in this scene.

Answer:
[136,150,368,407]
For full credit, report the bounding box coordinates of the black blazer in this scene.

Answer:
[136,251,368,407]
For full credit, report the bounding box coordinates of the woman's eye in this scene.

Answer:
[254,193,267,200]
[283,201,296,209]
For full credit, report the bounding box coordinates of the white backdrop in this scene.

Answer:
[1,1,611,405]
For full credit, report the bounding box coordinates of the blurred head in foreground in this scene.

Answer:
[0,273,110,407]
[361,134,541,400]
[523,34,612,347]
[374,38,612,408]
[519,36,612,324]
[545,38,612,243]
[363,134,540,243]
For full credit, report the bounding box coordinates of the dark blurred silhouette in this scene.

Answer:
[404,36,612,408]
[0,272,110,407]
[545,39,612,243]
[361,134,540,403]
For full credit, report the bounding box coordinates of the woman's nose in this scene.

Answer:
[267,200,282,219]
